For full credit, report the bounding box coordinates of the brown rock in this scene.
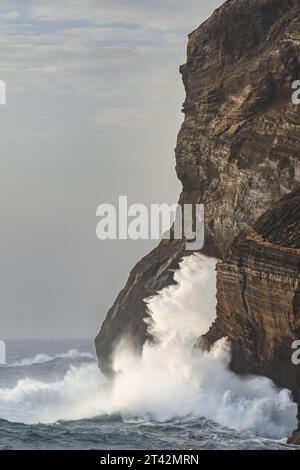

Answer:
[95,0,300,376]
[203,189,300,399]
[203,189,300,443]
[287,430,300,445]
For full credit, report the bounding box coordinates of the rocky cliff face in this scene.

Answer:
[203,189,300,396]
[96,0,300,378]
[204,188,300,443]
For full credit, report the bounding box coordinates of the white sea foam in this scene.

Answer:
[10,349,93,367]
[0,363,107,424]
[0,254,297,439]
[109,254,297,438]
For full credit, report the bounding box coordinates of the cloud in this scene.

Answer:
[0,0,224,337]
[2,10,19,20]
[0,0,223,105]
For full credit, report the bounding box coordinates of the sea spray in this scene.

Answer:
[0,254,297,438]
[110,254,297,438]
[0,363,108,424]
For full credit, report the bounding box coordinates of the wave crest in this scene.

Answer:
[0,255,297,440]
[9,349,94,367]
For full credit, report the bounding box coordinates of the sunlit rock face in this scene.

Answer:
[95,0,300,376]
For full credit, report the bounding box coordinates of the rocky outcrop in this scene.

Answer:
[96,0,300,375]
[96,238,184,375]
[203,188,300,442]
[203,189,300,393]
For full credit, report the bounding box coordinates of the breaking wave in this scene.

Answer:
[9,349,94,367]
[109,254,297,439]
[0,255,297,440]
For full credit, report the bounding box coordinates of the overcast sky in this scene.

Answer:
[0,0,223,338]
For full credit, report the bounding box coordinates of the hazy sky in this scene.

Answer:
[0,0,223,338]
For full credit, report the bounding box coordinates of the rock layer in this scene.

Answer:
[203,189,300,441]
[96,0,300,376]
[203,189,300,394]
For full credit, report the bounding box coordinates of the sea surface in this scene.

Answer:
[0,339,297,450]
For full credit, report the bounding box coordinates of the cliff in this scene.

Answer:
[202,189,300,438]
[96,0,300,376]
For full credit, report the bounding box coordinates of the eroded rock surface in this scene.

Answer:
[203,189,300,395]
[204,189,300,441]
[96,0,300,376]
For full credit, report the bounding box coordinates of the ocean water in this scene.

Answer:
[0,338,295,450]
[0,255,298,450]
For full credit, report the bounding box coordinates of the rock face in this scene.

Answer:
[205,188,300,442]
[203,189,300,398]
[96,0,300,376]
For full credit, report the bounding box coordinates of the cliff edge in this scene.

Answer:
[96,0,300,383]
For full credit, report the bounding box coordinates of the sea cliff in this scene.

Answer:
[95,0,300,438]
